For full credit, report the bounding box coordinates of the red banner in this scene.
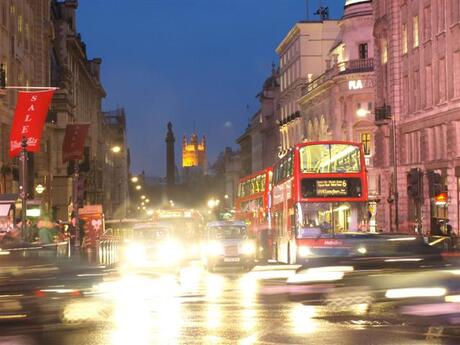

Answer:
[9,90,55,157]
[62,123,90,163]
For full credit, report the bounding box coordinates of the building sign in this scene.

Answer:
[316,180,348,197]
[348,79,374,91]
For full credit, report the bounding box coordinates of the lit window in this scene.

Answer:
[380,38,388,64]
[413,16,419,48]
[360,133,371,156]
[402,23,408,54]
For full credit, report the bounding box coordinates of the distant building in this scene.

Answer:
[276,19,340,153]
[237,66,280,176]
[182,133,207,174]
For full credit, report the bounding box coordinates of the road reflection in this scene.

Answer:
[101,264,304,345]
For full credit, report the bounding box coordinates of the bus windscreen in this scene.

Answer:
[299,144,361,174]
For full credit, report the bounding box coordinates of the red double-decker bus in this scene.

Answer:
[235,168,272,257]
[270,141,369,263]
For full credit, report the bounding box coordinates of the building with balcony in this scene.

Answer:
[373,0,460,234]
[276,19,340,154]
[298,0,377,230]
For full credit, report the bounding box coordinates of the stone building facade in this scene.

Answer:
[236,67,280,176]
[276,20,340,154]
[49,0,107,219]
[0,0,51,197]
[298,0,378,230]
[373,0,460,234]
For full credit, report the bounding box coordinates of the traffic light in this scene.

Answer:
[407,168,422,199]
[427,171,443,197]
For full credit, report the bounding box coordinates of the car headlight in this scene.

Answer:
[158,241,183,262]
[298,246,313,257]
[241,241,256,255]
[125,243,146,265]
[207,241,223,256]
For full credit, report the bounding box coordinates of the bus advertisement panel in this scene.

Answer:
[270,141,369,263]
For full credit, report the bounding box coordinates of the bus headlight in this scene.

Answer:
[241,242,256,255]
[207,241,223,256]
[298,246,313,257]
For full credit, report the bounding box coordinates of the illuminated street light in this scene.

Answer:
[141,195,146,199]
[141,202,145,206]
[111,145,121,153]
[356,108,369,118]
[131,176,139,183]
[147,209,154,216]
[145,199,150,203]
[136,185,141,190]
[142,206,146,210]
[224,194,229,199]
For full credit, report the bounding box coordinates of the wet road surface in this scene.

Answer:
[2,262,460,345]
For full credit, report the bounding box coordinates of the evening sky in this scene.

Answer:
[77,0,344,176]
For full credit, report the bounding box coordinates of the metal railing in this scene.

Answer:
[302,58,374,95]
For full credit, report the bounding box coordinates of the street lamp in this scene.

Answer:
[356,108,370,118]
[136,185,141,190]
[111,145,121,153]
[145,199,150,203]
[131,176,139,183]
[141,195,146,200]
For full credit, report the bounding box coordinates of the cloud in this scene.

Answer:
[223,121,233,128]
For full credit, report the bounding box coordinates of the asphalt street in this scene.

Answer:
[2,263,460,345]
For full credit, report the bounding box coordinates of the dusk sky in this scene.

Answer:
[77,0,345,177]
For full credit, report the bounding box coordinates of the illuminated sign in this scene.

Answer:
[302,178,363,198]
[348,79,374,90]
[316,180,348,197]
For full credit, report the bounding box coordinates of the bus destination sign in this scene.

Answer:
[301,177,362,198]
[316,180,348,197]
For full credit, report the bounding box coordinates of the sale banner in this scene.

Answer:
[9,89,55,157]
[62,123,90,163]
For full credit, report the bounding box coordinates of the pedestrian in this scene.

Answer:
[37,218,58,244]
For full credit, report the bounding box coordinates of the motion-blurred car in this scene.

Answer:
[287,234,460,324]
[124,222,184,268]
[203,220,256,272]
[0,243,108,326]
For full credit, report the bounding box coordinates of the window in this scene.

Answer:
[451,0,460,24]
[439,58,447,102]
[425,64,433,106]
[360,133,372,156]
[358,43,368,59]
[438,0,446,32]
[299,144,361,174]
[18,14,22,33]
[367,102,373,111]
[402,23,408,54]
[413,16,419,48]
[413,69,420,110]
[380,38,388,64]
[424,6,431,41]
[454,51,460,98]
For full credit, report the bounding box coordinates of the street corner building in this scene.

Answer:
[373,0,460,235]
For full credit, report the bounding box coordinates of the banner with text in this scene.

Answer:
[62,123,90,163]
[9,90,55,157]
